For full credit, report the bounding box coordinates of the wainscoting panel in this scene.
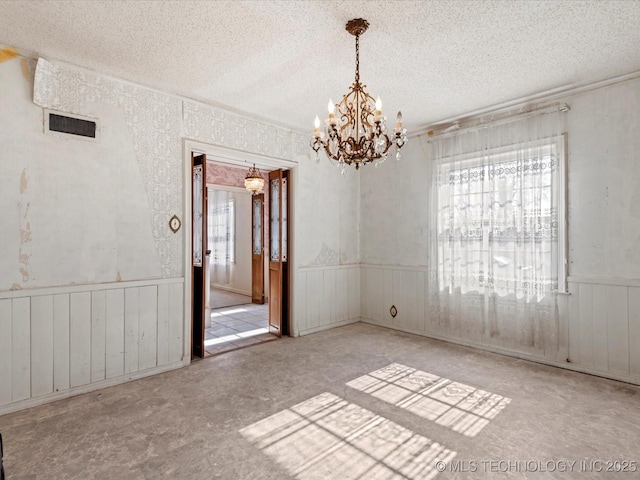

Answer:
[568,279,639,380]
[12,297,31,403]
[361,265,428,334]
[91,291,107,384]
[0,300,12,405]
[361,265,640,386]
[296,266,360,335]
[0,278,185,415]
[70,291,91,388]
[53,294,70,393]
[630,288,640,376]
[105,289,125,380]
[31,295,54,398]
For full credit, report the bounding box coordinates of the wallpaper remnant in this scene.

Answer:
[18,168,32,282]
[31,58,306,280]
[307,242,340,267]
[33,58,183,277]
[206,162,268,188]
[182,100,306,160]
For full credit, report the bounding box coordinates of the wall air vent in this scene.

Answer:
[44,109,100,142]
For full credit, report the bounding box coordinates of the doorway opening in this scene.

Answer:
[204,183,274,356]
[186,142,294,360]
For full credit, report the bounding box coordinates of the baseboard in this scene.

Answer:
[0,360,185,417]
[298,317,361,336]
[360,318,640,387]
[212,284,252,296]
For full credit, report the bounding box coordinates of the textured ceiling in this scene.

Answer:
[2,0,640,133]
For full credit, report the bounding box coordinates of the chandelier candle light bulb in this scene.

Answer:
[310,18,407,169]
[314,115,321,135]
[375,96,383,122]
[327,99,337,125]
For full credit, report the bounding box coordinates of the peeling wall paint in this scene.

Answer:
[1,54,163,289]
[0,46,18,63]
[19,57,33,81]
[19,168,27,193]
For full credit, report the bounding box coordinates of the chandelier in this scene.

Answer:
[244,164,264,195]
[311,18,407,173]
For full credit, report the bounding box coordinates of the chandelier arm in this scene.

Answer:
[323,142,342,162]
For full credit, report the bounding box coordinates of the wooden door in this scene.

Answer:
[268,169,289,336]
[191,153,207,358]
[251,193,265,304]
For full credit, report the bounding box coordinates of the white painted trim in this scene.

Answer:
[183,138,299,345]
[289,167,298,337]
[0,277,184,299]
[0,360,186,416]
[187,140,298,170]
[556,134,569,293]
[299,263,360,271]
[359,263,428,272]
[360,319,640,386]
[568,276,640,287]
[298,317,361,336]
[183,140,194,364]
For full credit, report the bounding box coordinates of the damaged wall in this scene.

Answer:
[0,48,361,414]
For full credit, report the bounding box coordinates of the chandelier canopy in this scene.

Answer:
[244,164,264,195]
[311,18,407,173]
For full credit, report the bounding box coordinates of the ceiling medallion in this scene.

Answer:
[244,163,265,195]
[311,18,408,174]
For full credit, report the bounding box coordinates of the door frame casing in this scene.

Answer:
[182,139,298,363]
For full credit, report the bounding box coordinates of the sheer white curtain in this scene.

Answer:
[428,109,566,352]
[209,189,234,285]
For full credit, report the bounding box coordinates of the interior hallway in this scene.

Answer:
[205,303,275,356]
[1,323,639,480]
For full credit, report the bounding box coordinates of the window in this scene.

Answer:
[434,136,566,300]
[209,195,235,265]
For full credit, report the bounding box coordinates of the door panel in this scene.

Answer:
[268,169,289,337]
[191,153,207,358]
[252,193,265,304]
[269,170,283,336]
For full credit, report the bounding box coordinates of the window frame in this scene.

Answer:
[434,134,568,295]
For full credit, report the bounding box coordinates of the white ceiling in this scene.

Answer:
[2,0,640,134]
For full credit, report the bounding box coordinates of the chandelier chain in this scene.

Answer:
[355,33,360,84]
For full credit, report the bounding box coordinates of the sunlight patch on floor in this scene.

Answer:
[211,308,248,318]
[240,392,456,480]
[347,364,511,437]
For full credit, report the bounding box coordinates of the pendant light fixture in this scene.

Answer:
[244,164,264,195]
[310,18,408,173]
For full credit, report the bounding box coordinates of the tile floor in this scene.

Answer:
[204,303,276,356]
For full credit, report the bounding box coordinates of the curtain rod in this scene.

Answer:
[426,102,570,140]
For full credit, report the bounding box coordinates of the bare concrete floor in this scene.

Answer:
[1,322,639,480]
